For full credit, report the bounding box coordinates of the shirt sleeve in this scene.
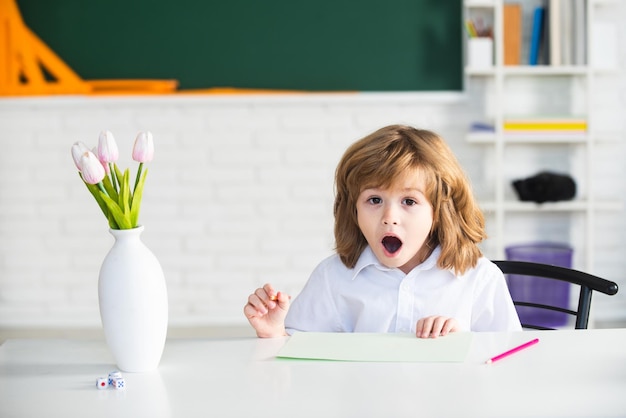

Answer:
[284,258,343,334]
[470,259,523,332]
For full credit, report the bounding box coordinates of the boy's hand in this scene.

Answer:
[243,283,291,338]
[416,316,459,339]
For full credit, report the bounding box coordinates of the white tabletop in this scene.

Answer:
[1,329,625,418]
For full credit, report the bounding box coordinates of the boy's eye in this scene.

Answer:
[367,197,382,204]
[403,198,417,206]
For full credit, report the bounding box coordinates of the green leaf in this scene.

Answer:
[133,162,144,194]
[80,173,119,229]
[130,169,147,227]
[118,169,131,216]
[99,191,132,229]
[113,164,124,192]
[102,174,119,202]
[106,212,117,229]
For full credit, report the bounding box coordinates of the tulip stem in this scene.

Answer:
[109,163,119,193]
[97,182,110,197]
[134,162,144,195]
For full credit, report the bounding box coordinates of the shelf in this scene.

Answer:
[460,0,624,8]
[502,66,588,76]
[503,134,587,143]
[465,0,495,7]
[466,66,619,77]
[467,132,588,144]
[465,67,496,76]
[466,132,496,143]
[479,200,623,212]
[464,0,623,267]
[465,66,590,76]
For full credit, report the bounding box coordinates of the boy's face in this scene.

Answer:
[356,169,434,274]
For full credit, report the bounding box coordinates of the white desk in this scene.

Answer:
[1,329,625,418]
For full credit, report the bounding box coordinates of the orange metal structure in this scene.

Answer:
[0,0,178,96]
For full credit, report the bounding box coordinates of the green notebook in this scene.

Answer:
[276,332,473,362]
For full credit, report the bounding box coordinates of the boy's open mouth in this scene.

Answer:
[382,236,402,254]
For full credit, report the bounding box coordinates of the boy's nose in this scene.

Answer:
[382,206,399,225]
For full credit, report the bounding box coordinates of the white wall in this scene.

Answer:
[0,3,625,329]
[0,94,475,327]
[1,90,624,329]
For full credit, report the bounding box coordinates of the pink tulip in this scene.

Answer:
[80,151,106,184]
[132,131,154,163]
[71,141,90,170]
[92,147,110,174]
[97,130,119,164]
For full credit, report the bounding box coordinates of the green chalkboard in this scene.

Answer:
[17,0,462,91]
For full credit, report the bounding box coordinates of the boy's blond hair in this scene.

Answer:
[334,125,486,275]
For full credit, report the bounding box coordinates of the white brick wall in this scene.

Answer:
[1,90,624,329]
[1,0,625,329]
[0,94,473,327]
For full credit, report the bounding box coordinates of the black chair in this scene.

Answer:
[493,260,619,330]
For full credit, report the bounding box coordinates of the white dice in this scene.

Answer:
[108,371,122,386]
[112,377,126,390]
[96,377,108,389]
[96,370,126,390]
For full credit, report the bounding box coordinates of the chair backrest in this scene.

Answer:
[493,260,619,330]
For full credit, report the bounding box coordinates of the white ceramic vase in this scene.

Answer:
[98,226,168,372]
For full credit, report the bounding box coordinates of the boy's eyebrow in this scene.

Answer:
[401,187,427,195]
[362,186,426,194]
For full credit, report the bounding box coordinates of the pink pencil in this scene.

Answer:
[485,338,539,364]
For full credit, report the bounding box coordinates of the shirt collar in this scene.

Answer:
[350,245,442,280]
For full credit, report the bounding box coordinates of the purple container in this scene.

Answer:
[505,242,573,328]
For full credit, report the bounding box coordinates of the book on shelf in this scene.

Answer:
[529,7,546,65]
[573,0,586,66]
[560,0,573,65]
[479,1,586,68]
[549,0,561,66]
[503,3,522,65]
[470,122,495,132]
[503,117,587,133]
[546,0,586,66]
[541,4,551,65]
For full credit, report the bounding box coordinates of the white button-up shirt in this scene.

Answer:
[285,246,522,334]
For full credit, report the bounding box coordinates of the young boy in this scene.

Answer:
[244,125,521,338]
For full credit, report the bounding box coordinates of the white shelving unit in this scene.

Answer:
[463,0,622,271]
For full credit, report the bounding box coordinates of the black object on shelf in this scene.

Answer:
[512,171,576,204]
